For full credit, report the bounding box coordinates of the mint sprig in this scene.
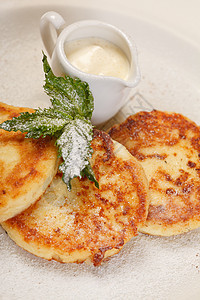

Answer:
[0,53,99,190]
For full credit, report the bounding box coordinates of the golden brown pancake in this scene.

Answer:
[0,102,58,222]
[109,110,200,236]
[2,130,149,266]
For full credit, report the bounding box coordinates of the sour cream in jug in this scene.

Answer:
[64,37,130,80]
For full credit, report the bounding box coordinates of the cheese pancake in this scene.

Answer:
[2,130,149,266]
[109,110,200,236]
[0,102,58,222]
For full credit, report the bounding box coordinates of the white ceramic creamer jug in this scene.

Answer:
[40,11,140,125]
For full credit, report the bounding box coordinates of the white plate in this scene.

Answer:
[0,2,200,300]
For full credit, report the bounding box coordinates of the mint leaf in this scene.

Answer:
[0,108,71,139]
[56,117,94,190]
[81,163,99,189]
[0,53,98,191]
[43,54,94,119]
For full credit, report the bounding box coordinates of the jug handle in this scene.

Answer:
[40,11,66,57]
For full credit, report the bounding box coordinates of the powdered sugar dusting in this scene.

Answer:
[57,118,93,185]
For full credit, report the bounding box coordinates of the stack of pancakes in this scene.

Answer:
[1,102,200,266]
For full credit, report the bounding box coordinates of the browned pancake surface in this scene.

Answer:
[109,110,200,236]
[2,130,149,265]
[0,102,58,222]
